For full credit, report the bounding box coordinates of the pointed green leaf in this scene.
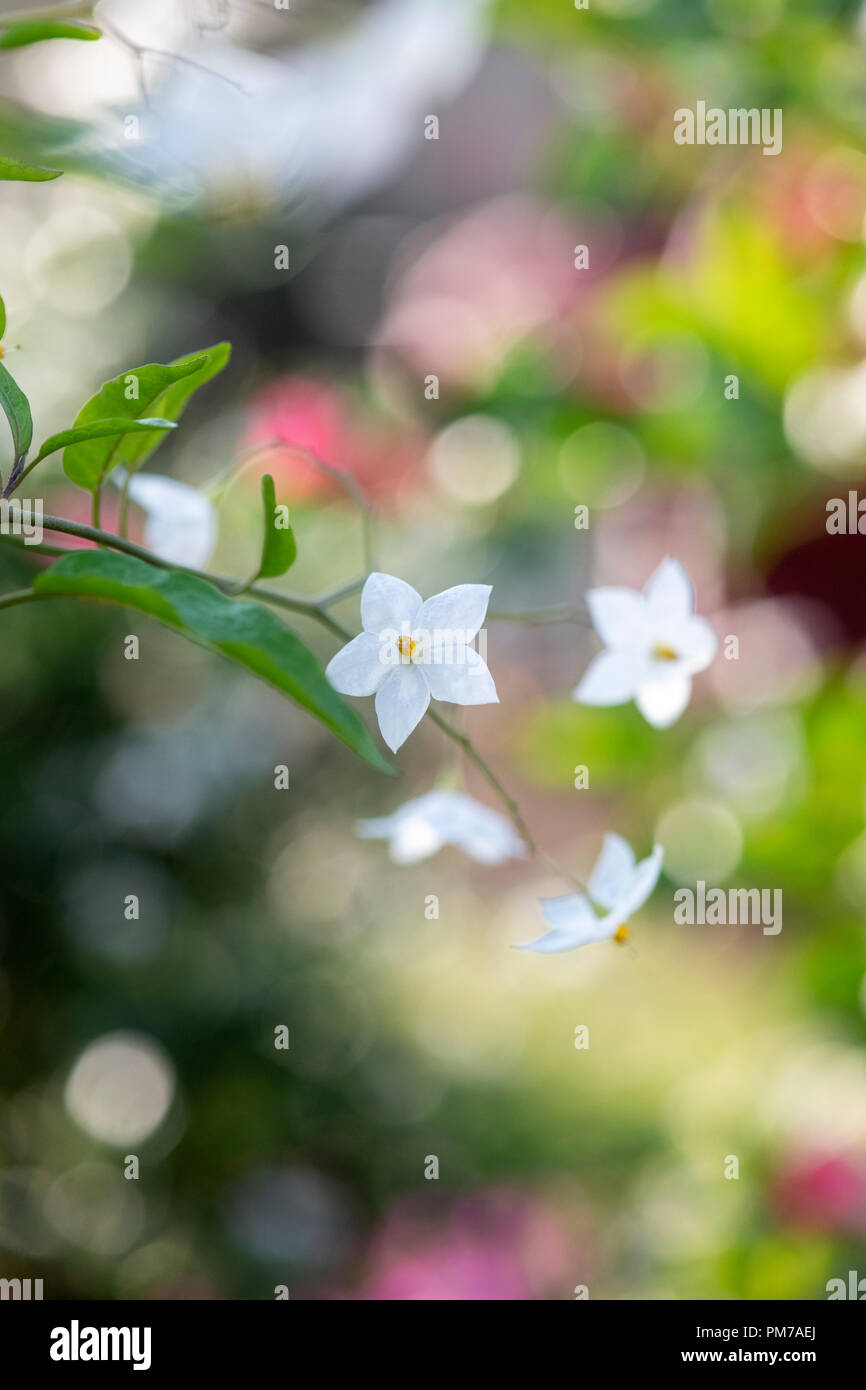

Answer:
[63,357,207,491]
[0,154,62,182]
[256,473,297,579]
[62,344,232,491]
[32,417,176,467]
[0,360,32,469]
[118,342,231,474]
[0,293,6,342]
[34,550,393,774]
[0,21,100,49]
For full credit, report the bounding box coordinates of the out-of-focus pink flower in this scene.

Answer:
[245,378,345,495]
[771,1153,866,1235]
[244,375,425,505]
[362,1241,528,1301]
[341,1186,584,1301]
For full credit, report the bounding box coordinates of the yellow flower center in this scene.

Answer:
[613,923,630,945]
[396,635,417,661]
[653,643,678,661]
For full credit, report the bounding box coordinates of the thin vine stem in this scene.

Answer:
[0,588,54,610]
[119,471,132,539]
[10,455,44,491]
[1,515,349,637]
[426,707,537,854]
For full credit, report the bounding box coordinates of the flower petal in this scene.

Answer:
[601,844,665,930]
[538,893,600,932]
[574,649,641,706]
[361,571,422,636]
[625,845,665,915]
[374,666,430,752]
[422,645,498,705]
[127,473,217,569]
[643,557,694,624]
[355,814,397,840]
[368,793,448,864]
[415,583,492,645]
[357,790,524,865]
[516,894,609,953]
[513,928,590,954]
[588,833,636,911]
[635,673,692,727]
[448,794,527,863]
[326,632,389,696]
[586,586,647,648]
[676,615,718,674]
[389,816,445,863]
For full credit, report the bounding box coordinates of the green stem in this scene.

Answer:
[119,471,131,540]
[426,706,536,853]
[11,458,38,490]
[91,487,101,530]
[316,576,365,606]
[536,846,589,893]
[27,514,351,637]
[428,708,585,885]
[0,587,53,610]
[40,514,166,564]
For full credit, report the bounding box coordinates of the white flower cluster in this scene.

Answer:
[325,559,716,954]
[135,480,716,954]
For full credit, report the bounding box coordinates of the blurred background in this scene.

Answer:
[1,0,866,1300]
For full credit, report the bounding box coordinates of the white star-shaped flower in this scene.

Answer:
[515,834,664,954]
[119,471,217,570]
[326,572,498,752]
[574,557,717,728]
[357,789,527,865]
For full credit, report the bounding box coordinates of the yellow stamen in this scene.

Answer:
[396,635,417,661]
[653,643,678,661]
[613,923,630,944]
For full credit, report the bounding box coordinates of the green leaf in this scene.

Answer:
[118,342,231,474]
[0,360,32,469]
[0,154,62,182]
[32,417,176,467]
[62,344,231,490]
[63,357,207,491]
[34,550,393,774]
[0,293,6,342]
[256,473,297,579]
[0,21,100,49]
